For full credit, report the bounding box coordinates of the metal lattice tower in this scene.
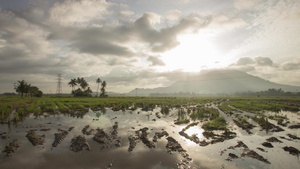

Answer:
[56,74,62,95]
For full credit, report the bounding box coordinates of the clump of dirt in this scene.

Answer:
[93,122,121,149]
[26,130,45,146]
[166,136,192,168]
[200,130,236,146]
[128,135,138,152]
[70,135,91,152]
[111,122,121,147]
[257,147,267,152]
[93,128,112,149]
[128,127,168,152]
[40,128,51,131]
[262,142,273,148]
[166,137,185,153]
[266,137,282,143]
[68,127,75,131]
[233,119,254,134]
[226,153,238,161]
[270,126,284,132]
[136,127,155,148]
[82,125,95,135]
[153,130,169,142]
[221,141,270,164]
[287,133,300,140]
[241,149,270,164]
[52,129,69,147]
[288,124,300,129]
[252,117,284,132]
[2,139,19,157]
[283,146,300,156]
[0,132,8,139]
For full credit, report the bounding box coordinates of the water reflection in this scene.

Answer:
[0,108,300,169]
[185,126,204,139]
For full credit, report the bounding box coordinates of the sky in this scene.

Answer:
[0,0,300,94]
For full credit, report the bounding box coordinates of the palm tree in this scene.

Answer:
[85,87,93,95]
[68,78,77,91]
[96,78,102,97]
[100,81,107,97]
[76,77,82,89]
[80,79,88,90]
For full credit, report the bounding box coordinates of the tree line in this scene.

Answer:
[68,77,107,97]
[14,80,43,97]
[234,88,300,97]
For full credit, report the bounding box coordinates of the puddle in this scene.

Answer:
[0,107,300,169]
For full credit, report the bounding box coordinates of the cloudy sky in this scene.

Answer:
[0,0,299,94]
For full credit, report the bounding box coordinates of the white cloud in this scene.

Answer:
[49,0,113,26]
[207,15,247,33]
[118,10,134,18]
[234,0,263,10]
[165,10,182,21]
[0,0,299,93]
[281,58,300,71]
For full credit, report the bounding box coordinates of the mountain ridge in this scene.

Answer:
[127,70,300,96]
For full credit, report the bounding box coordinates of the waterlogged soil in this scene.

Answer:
[0,106,300,169]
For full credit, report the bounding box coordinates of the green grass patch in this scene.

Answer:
[202,116,227,131]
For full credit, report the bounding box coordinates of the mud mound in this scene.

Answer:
[2,139,19,157]
[70,135,91,152]
[26,130,45,146]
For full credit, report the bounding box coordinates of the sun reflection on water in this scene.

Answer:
[185,126,205,139]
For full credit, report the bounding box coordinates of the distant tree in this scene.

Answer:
[68,78,77,91]
[28,86,43,97]
[100,80,107,97]
[85,87,93,95]
[14,80,28,97]
[14,80,43,97]
[79,78,88,90]
[70,77,92,97]
[96,78,102,97]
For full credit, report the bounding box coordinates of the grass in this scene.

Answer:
[175,108,190,124]
[0,96,299,124]
[228,97,300,113]
[190,106,219,121]
[202,116,227,131]
[218,103,235,115]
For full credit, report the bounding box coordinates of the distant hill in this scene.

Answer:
[127,70,300,96]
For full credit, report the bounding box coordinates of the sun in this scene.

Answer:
[161,32,221,72]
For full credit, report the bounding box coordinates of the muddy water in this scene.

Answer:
[0,107,300,169]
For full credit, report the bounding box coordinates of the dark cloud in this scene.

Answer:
[235,57,255,65]
[71,39,133,56]
[133,13,210,52]
[232,56,274,67]
[281,59,300,70]
[255,56,273,66]
[0,46,28,61]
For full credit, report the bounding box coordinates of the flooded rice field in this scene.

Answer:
[1,102,300,169]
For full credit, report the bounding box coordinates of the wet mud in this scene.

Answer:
[26,130,45,146]
[2,139,19,157]
[70,135,91,152]
[0,105,299,169]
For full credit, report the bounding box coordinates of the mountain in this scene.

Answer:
[127,70,300,96]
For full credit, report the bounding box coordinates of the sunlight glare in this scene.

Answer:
[185,126,204,139]
[161,32,220,72]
